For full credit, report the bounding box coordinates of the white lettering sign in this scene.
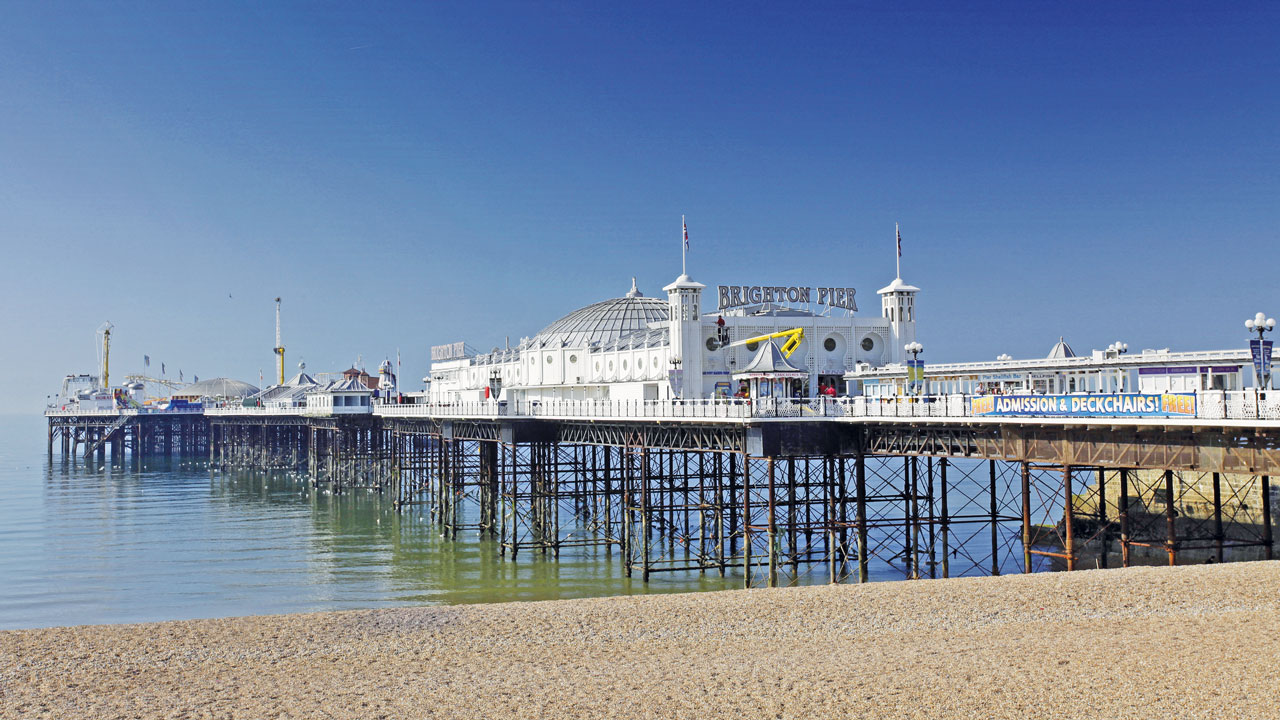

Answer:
[431,341,468,361]
[717,285,857,311]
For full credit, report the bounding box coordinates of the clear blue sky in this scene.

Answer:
[2,2,1277,412]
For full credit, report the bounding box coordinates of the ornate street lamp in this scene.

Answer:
[905,342,923,395]
[1104,342,1128,392]
[1245,312,1276,388]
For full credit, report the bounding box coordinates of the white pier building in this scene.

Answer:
[428,264,1272,405]
[428,272,915,403]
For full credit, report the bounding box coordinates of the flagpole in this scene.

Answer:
[681,214,687,276]
[895,223,901,280]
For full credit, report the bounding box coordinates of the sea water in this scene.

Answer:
[0,415,737,630]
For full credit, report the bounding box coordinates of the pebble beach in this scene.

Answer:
[3,561,1279,719]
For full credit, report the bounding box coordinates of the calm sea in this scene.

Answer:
[0,415,736,630]
[2,414,1029,630]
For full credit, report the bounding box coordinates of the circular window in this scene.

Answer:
[608,361,614,371]
[638,358,644,369]
[861,337,875,352]
[824,338,837,352]
[569,354,577,363]
[745,340,759,351]
[595,362,600,371]
[622,360,628,370]
[706,337,719,351]
[546,356,553,364]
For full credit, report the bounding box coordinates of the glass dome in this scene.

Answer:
[532,281,669,348]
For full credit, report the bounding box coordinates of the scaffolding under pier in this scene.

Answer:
[47,411,208,464]
[193,413,1278,587]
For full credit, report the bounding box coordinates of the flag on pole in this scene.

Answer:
[179,369,184,382]
[193,375,198,383]
[161,362,166,375]
[144,355,150,368]
[897,225,902,258]
[683,218,689,251]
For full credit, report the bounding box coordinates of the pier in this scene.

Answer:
[49,391,1278,587]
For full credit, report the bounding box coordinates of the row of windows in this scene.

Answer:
[705,335,878,353]
[885,306,914,322]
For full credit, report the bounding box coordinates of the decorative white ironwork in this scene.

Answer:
[59,390,1280,423]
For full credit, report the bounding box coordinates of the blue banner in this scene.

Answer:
[1250,339,1272,385]
[970,393,1196,418]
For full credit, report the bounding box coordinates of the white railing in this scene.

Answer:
[44,407,204,417]
[373,399,753,420]
[47,390,1280,423]
[517,398,752,419]
[205,406,308,416]
[375,401,503,418]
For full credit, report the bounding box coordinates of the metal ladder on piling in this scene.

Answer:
[83,414,135,457]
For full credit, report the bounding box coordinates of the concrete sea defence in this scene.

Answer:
[3,562,1279,719]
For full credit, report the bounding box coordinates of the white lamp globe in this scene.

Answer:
[1247,320,1256,330]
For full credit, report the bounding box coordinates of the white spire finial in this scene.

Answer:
[626,277,642,298]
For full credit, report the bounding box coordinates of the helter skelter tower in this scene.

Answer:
[273,297,285,386]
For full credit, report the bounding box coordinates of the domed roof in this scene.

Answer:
[179,377,260,398]
[1047,337,1076,359]
[532,280,669,348]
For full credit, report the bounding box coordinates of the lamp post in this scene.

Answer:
[996,353,1011,362]
[1246,312,1276,389]
[1105,342,1128,391]
[905,341,923,396]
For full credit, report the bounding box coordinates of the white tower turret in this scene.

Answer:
[663,273,706,399]
[378,358,396,398]
[877,277,920,365]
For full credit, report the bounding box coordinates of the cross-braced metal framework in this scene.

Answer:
[106,414,1276,586]
[1013,463,1276,571]
[50,414,209,464]
[211,420,309,471]
[497,441,627,560]
[305,418,391,493]
[619,447,737,581]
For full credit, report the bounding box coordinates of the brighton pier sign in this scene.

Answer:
[717,285,857,311]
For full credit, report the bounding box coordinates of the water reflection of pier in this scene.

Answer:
[194,414,1277,587]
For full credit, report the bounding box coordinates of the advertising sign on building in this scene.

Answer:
[970,393,1196,418]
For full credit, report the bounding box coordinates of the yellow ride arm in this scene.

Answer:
[730,328,806,358]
